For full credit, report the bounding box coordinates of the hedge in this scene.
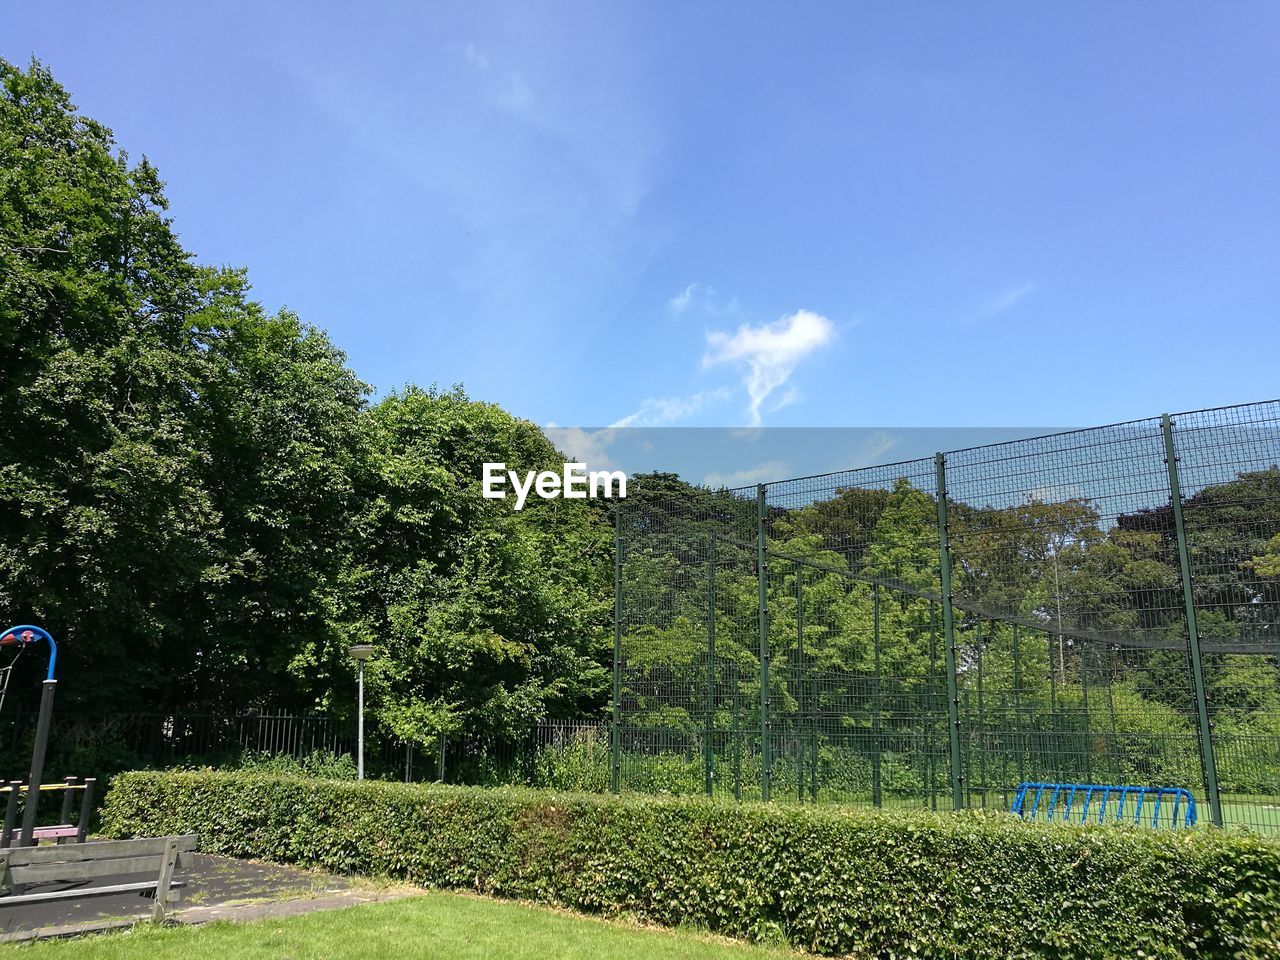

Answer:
[102,771,1280,959]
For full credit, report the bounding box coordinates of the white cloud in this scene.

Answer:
[668,283,739,318]
[703,460,792,489]
[767,386,801,414]
[543,426,619,472]
[609,388,730,429]
[703,309,836,426]
[978,282,1036,319]
[669,283,699,314]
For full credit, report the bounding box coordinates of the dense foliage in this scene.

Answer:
[0,59,613,741]
[104,770,1280,959]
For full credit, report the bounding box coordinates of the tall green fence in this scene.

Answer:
[611,400,1280,833]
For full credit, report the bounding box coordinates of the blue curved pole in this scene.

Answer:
[1,625,57,680]
[2,625,58,846]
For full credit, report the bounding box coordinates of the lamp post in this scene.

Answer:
[348,645,375,780]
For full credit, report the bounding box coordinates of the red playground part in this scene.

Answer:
[31,825,79,840]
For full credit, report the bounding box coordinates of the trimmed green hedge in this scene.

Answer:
[103,771,1280,959]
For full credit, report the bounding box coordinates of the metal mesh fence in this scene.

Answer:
[612,400,1280,834]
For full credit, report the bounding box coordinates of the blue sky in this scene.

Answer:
[6,3,1279,442]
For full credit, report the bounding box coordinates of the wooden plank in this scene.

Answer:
[0,879,185,907]
[11,851,186,885]
[4,834,196,867]
[31,826,78,839]
[152,838,180,921]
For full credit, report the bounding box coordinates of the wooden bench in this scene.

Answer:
[0,834,197,921]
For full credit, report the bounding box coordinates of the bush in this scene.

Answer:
[221,749,358,780]
[102,770,1280,959]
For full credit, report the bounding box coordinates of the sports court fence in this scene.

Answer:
[612,400,1280,833]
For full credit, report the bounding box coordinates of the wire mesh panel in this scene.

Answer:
[763,458,942,596]
[609,400,1280,834]
[759,459,948,806]
[775,558,949,807]
[942,419,1210,817]
[1170,402,1280,834]
[614,486,757,797]
[944,419,1185,649]
[952,617,1202,814]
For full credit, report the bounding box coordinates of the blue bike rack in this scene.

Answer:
[1012,782,1197,829]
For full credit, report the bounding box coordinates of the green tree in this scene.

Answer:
[0,58,368,710]
[350,387,613,746]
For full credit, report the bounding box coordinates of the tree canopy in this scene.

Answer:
[0,59,613,738]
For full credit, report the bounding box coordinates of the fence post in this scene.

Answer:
[1012,623,1025,787]
[757,483,771,802]
[705,534,716,797]
[1161,413,1223,827]
[611,506,623,794]
[872,582,882,807]
[934,452,965,811]
[795,560,805,802]
[1080,645,1094,785]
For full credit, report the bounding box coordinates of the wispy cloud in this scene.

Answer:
[977,282,1036,320]
[669,283,699,314]
[848,431,898,468]
[668,282,739,318]
[703,309,836,426]
[544,426,620,471]
[609,388,730,429]
[703,460,792,489]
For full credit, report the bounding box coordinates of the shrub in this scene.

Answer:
[224,749,358,780]
[103,770,1280,959]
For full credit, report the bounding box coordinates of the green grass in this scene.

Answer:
[2,892,803,960]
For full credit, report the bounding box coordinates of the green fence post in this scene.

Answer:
[1080,645,1093,785]
[976,631,986,807]
[872,581,883,808]
[757,483,771,802]
[927,603,939,810]
[732,660,742,802]
[795,561,804,801]
[1012,623,1025,788]
[810,571,820,802]
[935,452,965,812]
[705,535,716,797]
[611,506,623,794]
[1162,413,1223,827]
[1104,644,1121,785]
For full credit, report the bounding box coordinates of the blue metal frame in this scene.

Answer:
[1012,781,1197,829]
[0,625,57,681]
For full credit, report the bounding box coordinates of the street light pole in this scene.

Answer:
[348,645,375,781]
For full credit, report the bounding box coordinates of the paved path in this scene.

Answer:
[0,852,419,942]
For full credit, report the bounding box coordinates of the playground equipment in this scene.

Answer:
[1012,782,1197,829]
[0,778,96,846]
[0,625,68,847]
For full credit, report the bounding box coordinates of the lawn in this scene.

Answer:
[1,891,803,960]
